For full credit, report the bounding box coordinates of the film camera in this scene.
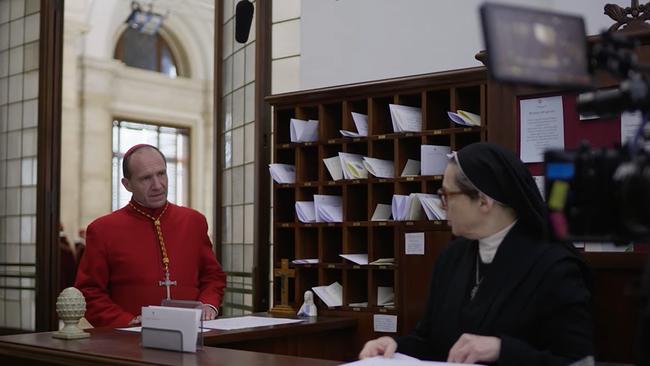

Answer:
[480,3,650,242]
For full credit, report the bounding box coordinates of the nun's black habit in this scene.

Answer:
[396,143,593,365]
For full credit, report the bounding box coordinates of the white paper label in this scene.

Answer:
[404,232,425,255]
[373,314,397,333]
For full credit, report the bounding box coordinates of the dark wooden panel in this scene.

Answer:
[0,328,339,366]
[201,313,356,361]
[36,0,64,332]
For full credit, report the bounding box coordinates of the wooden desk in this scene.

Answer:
[0,328,340,366]
[202,313,357,361]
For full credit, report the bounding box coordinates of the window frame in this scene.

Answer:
[113,28,182,77]
[111,118,192,211]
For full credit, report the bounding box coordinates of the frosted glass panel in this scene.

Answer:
[8,74,22,103]
[244,83,254,123]
[0,50,6,77]
[22,99,36,127]
[23,70,37,99]
[10,0,25,20]
[5,187,19,214]
[0,4,39,331]
[7,158,19,186]
[244,122,254,163]
[233,49,245,90]
[24,14,38,43]
[20,216,33,243]
[244,204,253,243]
[9,19,24,47]
[25,0,38,14]
[8,101,21,130]
[244,162,253,203]
[8,46,21,75]
[232,89,244,129]
[232,165,243,204]
[0,24,8,51]
[21,127,36,156]
[23,42,37,71]
[0,1,9,23]
[7,130,20,158]
[6,216,19,242]
[232,126,243,166]
[20,186,35,214]
[232,205,243,244]
[221,2,255,314]
[222,169,231,206]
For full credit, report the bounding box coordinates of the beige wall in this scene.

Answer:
[271,0,301,94]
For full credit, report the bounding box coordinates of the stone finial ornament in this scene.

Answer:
[52,287,90,339]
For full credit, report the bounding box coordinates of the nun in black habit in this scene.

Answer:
[360,142,594,365]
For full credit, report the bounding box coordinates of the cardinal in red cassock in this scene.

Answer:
[75,144,226,327]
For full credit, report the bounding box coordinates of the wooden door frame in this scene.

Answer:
[35,0,64,331]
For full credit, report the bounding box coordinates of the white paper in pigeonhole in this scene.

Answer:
[404,232,425,255]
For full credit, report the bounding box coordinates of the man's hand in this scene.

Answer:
[128,315,141,326]
[358,336,398,359]
[447,333,501,364]
[201,304,217,320]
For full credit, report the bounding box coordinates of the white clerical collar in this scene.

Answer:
[478,220,518,264]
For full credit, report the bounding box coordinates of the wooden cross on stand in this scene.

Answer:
[269,258,296,315]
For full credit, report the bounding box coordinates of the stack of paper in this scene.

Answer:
[339,253,369,265]
[584,242,633,252]
[269,164,296,183]
[340,112,369,137]
[363,157,395,178]
[314,195,343,222]
[412,193,446,220]
[391,195,409,221]
[389,104,422,132]
[295,201,316,223]
[371,203,392,221]
[202,316,304,331]
[377,286,395,307]
[290,118,319,142]
[348,302,368,308]
[323,156,344,181]
[400,159,421,177]
[312,281,343,307]
[339,152,368,179]
[391,194,423,221]
[448,110,481,127]
[421,145,450,176]
[392,193,444,221]
[369,258,395,265]
[292,258,319,264]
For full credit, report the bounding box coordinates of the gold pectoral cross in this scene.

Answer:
[159,270,177,300]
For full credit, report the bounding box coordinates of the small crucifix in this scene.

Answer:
[159,271,177,300]
[269,258,296,315]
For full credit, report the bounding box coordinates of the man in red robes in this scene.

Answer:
[75,144,226,327]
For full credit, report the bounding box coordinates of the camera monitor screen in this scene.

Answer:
[480,3,591,89]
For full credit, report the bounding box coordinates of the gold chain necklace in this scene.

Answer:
[129,201,176,299]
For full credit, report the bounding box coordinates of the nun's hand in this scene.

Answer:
[359,336,397,359]
[447,333,500,364]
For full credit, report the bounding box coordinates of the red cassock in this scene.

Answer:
[75,200,226,327]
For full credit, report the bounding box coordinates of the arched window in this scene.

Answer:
[114,27,185,78]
